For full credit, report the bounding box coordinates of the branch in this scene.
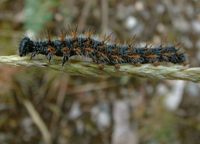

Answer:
[0,55,199,82]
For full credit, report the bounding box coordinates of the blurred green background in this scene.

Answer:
[0,0,200,144]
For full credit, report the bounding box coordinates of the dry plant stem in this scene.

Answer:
[101,0,109,34]
[67,81,118,95]
[12,71,52,144]
[21,98,52,144]
[49,77,67,141]
[78,0,94,31]
[0,55,200,82]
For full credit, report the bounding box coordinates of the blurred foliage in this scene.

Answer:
[24,0,58,34]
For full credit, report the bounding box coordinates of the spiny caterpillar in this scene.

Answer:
[19,30,187,68]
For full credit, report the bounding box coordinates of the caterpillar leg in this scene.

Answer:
[30,52,37,59]
[98,64,105,70]
[114,64,120,70]
[135,63,142,67]
[47,53,53,63]
[62,47,70,66]
[62,55,69,66]
[47,46,56,63]
[152,62,160,66]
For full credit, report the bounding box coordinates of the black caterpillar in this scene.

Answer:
[19,32,187,66]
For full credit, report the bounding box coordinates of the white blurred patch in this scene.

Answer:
[157,23,166,33]
[180,36,193,49]
[125,16,138,29]
[157,84,169,96]
[97,111,110,129]
[156,4,165,14]
[76,120,84,134]
[25,30,35,38]
[164,80,185,111]
[173,17,190,33]
[134,1,144,11]
[192,20,200,33]
[68,102,81,119]
[91,103,110,130]
[186,82,200,97]
[112,100,138,144]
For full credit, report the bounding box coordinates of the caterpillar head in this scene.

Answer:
[19,37,33,57]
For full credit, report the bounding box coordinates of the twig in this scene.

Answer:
[21,98,52,144]
[101,0,109,34]
[0,55,199,82]
[78,0,94,32]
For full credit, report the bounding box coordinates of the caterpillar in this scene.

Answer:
[19,31,187,67]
